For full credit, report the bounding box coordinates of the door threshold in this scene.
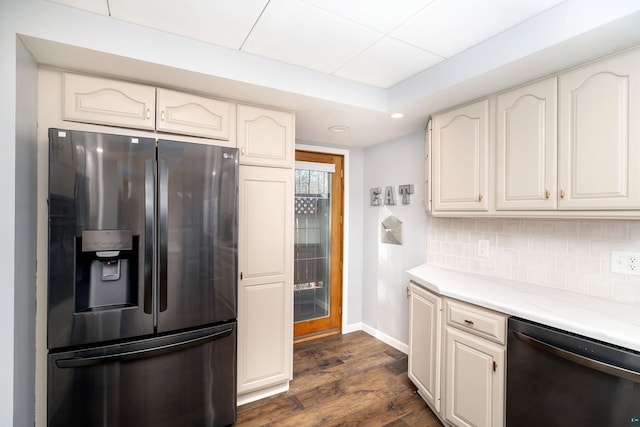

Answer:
[293,329,340,344]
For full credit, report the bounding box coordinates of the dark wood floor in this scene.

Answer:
[235,331,442,426]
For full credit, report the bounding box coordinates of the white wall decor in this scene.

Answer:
[370,187,382,205]
[384,186,396,205]
[381,215,403,245]
[399,184,414,204]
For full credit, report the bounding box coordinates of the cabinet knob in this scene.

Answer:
[560,188,565,199]
[241,147,245,156]
[545,189,550,199]
[161,110,165,121]
[146,108,151,120]
[478,194,483,202]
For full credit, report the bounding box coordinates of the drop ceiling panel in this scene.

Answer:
[241,0,382,74]
[392,0,568,58]
[108,0,269,49]
[335,37,444,88]
[301,0,435,33]
[47,0,109,15]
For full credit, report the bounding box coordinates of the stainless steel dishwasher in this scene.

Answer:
[506,317,640,426]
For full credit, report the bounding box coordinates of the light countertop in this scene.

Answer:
[407,263,640,353]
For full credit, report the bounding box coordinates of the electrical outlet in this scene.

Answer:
[610,251,640,276]
[477,240,490,258]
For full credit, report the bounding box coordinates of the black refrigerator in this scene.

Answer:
[47,128,238,427]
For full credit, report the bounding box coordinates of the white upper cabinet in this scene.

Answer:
[432,100,489,211]
[558,49,640,210]
[496,77,557,210]
[156,88,233,140]
[63,73,235,144]
[63,73,156,130]
[428,46,640,218]
[237,104,295,168]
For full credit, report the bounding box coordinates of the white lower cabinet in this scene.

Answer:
[408,284,507,427]
[408,282,442,411]
[444,327,505,427]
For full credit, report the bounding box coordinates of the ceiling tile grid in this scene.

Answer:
[240,0,382,74]
[48,0,569,87]
[108,0,269,50]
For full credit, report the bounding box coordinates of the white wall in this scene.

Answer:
[427,217,640,305]
[14,38,38,427]
[362,132,429,348]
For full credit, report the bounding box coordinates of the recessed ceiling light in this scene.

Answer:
[390,113,405,119]
[328,125,350,133]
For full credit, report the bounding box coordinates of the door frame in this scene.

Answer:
[294,144,350,335]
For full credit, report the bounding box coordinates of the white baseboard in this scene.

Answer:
[342,322,409,354]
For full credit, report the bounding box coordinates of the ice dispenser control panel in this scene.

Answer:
[81,230,133,252]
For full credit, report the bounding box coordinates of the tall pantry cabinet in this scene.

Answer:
[236,104,295,403]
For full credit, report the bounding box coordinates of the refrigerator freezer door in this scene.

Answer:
[48,129,156,349]
[157,140,238,332]
[48,322,237,427]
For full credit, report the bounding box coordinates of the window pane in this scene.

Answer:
[294,167,331,322]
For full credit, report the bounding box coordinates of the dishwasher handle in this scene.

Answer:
[55,327,233,369]
[513,330,640,384]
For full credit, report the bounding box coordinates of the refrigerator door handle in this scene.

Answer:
[55,327,233,369]
[159,157,169,312]
[144,159,155,315]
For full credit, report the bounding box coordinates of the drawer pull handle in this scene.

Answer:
[464,319,474,325]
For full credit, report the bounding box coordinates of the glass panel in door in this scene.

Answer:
[294,167,331,322]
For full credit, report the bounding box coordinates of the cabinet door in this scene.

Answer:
[444,327,505,427]
[156,88,233,141]
[432,100,489,211]
[237,165,293,395]
[496,78,557,210]
[408,283,442,412]
[63,73,155,130]
[237,105,294,168]
[558,49,640,210]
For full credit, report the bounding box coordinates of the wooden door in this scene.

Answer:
[496,77,557,210]
[432,100,489,211]
[293,151,343,341]
[558,49,640,210]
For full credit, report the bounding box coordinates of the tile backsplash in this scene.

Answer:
[426,217,640,306]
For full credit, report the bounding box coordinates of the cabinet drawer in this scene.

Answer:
[445,299,507,345]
